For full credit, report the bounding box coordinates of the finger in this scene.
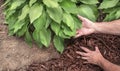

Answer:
[81,57,89,60]
[76,51,88,56]
[83,61,90,64]
[77,15,86,22]
[81,46,91,53]
[75,31,83,38]
[95,46,100,52]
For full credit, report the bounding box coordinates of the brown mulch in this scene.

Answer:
[26,34,120,71]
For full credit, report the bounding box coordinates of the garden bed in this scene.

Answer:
[27,34,120,71]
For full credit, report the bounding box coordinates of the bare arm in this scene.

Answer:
[99,58,120,71]
[94,20,120,35]
[76,15,120,37]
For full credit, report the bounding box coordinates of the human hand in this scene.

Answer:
[76,46,104,65]
[75,15,96,38]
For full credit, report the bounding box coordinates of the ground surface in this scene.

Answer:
[1,0,120,71]
[27,34,120,71]
[0,1,59,71]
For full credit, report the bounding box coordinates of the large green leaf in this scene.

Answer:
[99,0,119,9]
[60,0,78,14]
[62,24,76,36]
[88,5,99,18]
[33,30,43,47]
[53,36,64,53]
[59,30,70,38]
[45,15,52,28]
[78,4,96,22]
[29,3,43,23]
[17,23,27,37]
[6,10,15,20]
[7,17,16,30]
[33,10,46,31]
[10,0,26,10]
[80,0,98,4]
[43,0,59,8]
[51,22,60,35]
[25,29,32,46]
[18,5,30,21]
[116,9,120,19]
[29,0,37,7]
[13,20,25,33]
[72,15,82,29]
[39,29,51,47]
[63,13,75,30]
[47,6,63,23]
[104,10,116,21]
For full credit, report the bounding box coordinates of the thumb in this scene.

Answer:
[77,15,93,27]
[95,46,100,52]
[77,15,90,22]
[77,15,86,22]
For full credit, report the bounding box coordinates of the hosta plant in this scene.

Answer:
[99,0,120,21]
[3,0,99,53]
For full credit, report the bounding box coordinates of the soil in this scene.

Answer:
[27,34,120,71]
[0,1,59,71]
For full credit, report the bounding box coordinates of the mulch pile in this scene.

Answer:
[26,34,120,71]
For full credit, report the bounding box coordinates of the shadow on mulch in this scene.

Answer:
[26,34,120,71]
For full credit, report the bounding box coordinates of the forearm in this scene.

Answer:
[99,58,120,71]
[94,19,120,35]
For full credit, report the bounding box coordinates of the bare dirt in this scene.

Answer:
[0,1,59,71]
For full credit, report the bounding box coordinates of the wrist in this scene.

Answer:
[91,22,99,33]
[97,57,106,67]
[93,22,104,33]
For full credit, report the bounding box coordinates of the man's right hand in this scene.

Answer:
[75,15,96,38]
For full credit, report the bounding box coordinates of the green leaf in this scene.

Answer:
[45,15,52,28]
[88,5,99,18]
[62,24,76,36]
[33,10,46,31]
[7,17,16,30]
[10,0,26,10]
[18,5,30,21]
[6,10,16,19]
[63,13,75,30]
[71,0,77,2]
[29,3,43,23]
[104,10,116,21]
[60,0,78,14]
[59,30,70,38]
[47,6,63,23]
[116,9,120,19]
[53,36,64,53]
[72,15,82,29]
[51,22,60,35]
[16,17,29,37]
[16,23,27,37]
[13,20,25,33]
[99,0,119,9]
[43,0,59,8]
[25,29,32,46]
[29,0,37,7]
[80,0,98,4]
[78,4,96,22]
[33,30,43,47]
[39,29,51,47]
